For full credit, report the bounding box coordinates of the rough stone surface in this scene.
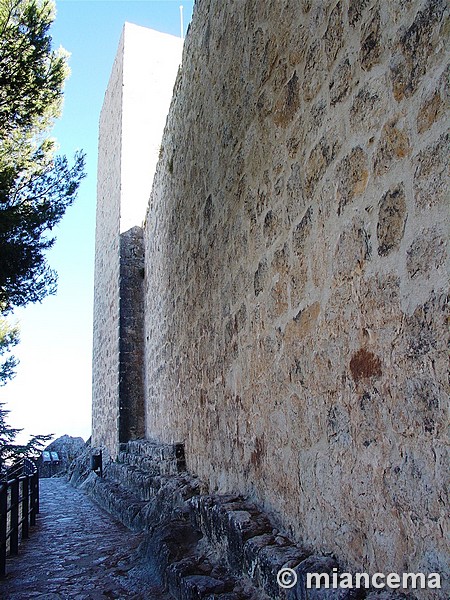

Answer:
[38,435,86,478]
[119,227,145,443]
[140,2,449,595]
[91,29,123,456]
[77,442,269,598]
[94,1,449,597]
[92,25,181,458]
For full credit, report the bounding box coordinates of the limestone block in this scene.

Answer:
[348,0,370,27]
[329,57,353,106]
[406,227,446,279]
[335,147,369,215]
[390,0,447,101]
[360,9,381,71]
[333,221,371,281]
[374,118,411,177]
[349,76,390,134]
[324,2,344,68]
[305,137,340,198]
[376,185,407,256]
[413,132,449,209]
[274,71,300,127]
[303,40,326,102]
[417,73,447,133]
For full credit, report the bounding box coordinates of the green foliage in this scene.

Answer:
[0,151,85,310]
[0,316,19,384]
[0,1,82,467]
[0,0,66,133]
[0,0,86,312]
[0,402,52,468]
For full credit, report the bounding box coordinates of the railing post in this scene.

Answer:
[30,472,38,526]
[21,476,29,540]
[0,484,7,578]
[34,466,39,515]
[10,478,19,555]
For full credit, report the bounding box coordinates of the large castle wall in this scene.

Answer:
[120,24,183,233]
[143,0,449,588]
[93,25,182,458]
[91,32,123,455]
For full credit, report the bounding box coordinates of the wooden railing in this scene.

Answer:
[0,458,39,578]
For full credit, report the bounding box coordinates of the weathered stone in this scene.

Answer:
[406,227,446,279]
[349,76,389,133]
[360,9,381,71]
[268,276,289,320]
[417,88,445,134]
[333,221,371,280]
[39,435,86,478]
[365,592,412,600]
[413,131,449,209]
[303,39,326,102]
[263,209,281,246]
[209,501,273,573]
[324,2,344,68]
[349,348,382,383]
[329,57,353,105]
[271,243,290,275]
[93,2,450,597]
[374,118,411,177]
[180,574,227,597]
[390,0,446,100]
[336,147,369,214]
[274,71,300,127]
[204,594,240,600]
[254,258,269,296]
[287,555,338,600]
[286,162,307,223]
[253,542,310,598]
[377,184,407,256]
[305,137,339,198]
[348,0,370,27]
[292,207,313,256]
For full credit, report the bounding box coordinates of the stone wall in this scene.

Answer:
[92,25,182,458]
[119,227,145,443]
[143,0,449,591]
[91,31,123,455]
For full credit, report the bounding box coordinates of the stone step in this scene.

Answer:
[117,439,187,476]
[82,462,203,532]
[141,518,267,600]
[116,451,185,475]
[80,471,148,532]
[188,494,312,598]
[77,442,415,600]
[106,461,201,509]
[106,462,158,500]
[116,452,162,473]
[121,439,186,465]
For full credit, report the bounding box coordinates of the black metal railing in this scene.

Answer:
[0,458,39,578]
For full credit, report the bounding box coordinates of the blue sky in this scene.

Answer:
[2,0,193,445]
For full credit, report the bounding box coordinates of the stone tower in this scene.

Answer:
[92,2,449,591]
[92,23,182,457]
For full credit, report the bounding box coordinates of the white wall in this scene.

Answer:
[120,23,183,233]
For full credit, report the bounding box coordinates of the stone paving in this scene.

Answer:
[1,478,173,599]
